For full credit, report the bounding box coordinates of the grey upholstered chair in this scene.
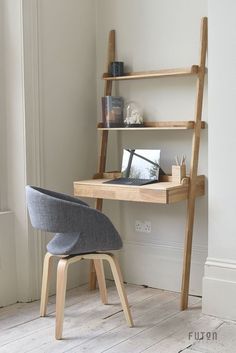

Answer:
[26,185,133,339]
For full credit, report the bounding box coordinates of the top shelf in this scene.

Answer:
[103,65,199,81]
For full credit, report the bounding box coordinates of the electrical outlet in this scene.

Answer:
[135,220,152,233]
[135,220,143,232]
[143,221,151,233]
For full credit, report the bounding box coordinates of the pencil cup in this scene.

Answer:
[172,165,186,183]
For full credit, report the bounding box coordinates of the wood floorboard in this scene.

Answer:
[0,281,136,331]
[100,301,203,353]
[192,322,236,353]
[182,348,202,353]
[0,283,162,352]
[141,315,222,353]
[0,283,235,353]
[60,292,180,353]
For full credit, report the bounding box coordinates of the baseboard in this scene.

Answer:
[202,257,236,320]
[0,211,17,306]
[118,240,207,296]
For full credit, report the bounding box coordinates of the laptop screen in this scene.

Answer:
[121,149,161,180]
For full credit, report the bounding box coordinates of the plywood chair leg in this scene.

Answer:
[55,259,69,340]
[89,260,97,290]
[106,254,134,327]
[40,252,54,317]
[94,259,108,304]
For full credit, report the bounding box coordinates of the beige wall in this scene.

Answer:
[0,0,98,304]
[38,0,97,193]
[203,0,236,320]
[0,0,7,211]
[96,0,208,294]
[37,0,98,292]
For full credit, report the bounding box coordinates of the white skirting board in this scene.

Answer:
[202,258,236,320]
[0,211,17,307]
[116,240,207,296]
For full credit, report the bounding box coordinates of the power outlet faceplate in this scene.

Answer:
[135,220,143,232]
[135,220,152,233]
[143,221,151,233]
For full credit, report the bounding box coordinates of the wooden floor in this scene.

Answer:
[0,281,234,353]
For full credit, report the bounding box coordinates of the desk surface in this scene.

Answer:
[74,176,205,204]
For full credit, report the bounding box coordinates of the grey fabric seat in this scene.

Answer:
[25,185,133,339]
[26,185,122,255]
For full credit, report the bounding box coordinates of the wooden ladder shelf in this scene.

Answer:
[74,17,207,310]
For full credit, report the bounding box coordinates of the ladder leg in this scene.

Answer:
[180,198,196,310]
[89,130,109,291]
[88,30,115,290]
[180,17,207,310]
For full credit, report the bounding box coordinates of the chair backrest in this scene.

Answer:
[26,185,123,254]
[25,185,89,233]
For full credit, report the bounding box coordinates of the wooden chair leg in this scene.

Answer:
[94,259,108,304]
[89,260,97,290]
[106,254,134,327]
[40,252,54,317]
[55,258,69,340]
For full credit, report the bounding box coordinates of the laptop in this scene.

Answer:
[104,149,165,186]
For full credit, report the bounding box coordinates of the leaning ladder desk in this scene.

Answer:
[74,17,207,310]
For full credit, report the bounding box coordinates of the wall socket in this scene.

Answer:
[135,220,152,233]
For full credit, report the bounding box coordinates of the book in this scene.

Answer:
[101,96,124,127]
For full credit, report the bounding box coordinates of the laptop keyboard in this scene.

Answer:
[103,178,157,186]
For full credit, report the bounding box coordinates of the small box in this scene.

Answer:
[172,165,186,183]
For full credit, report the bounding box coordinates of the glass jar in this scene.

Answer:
[124,101,144,127]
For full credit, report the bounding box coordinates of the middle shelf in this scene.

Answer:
[97,121,206,131]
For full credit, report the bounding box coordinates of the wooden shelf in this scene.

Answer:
[76,18,208,310]
[103,65,199,81]
[74,174,205,205]
[97,121,206,131]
